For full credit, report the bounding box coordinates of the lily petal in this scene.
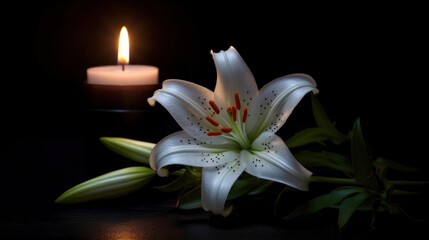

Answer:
[244,132,312,191]
[150,131,239,177]
[247,74,318,139]
[149,79,231,144]
[201,159,246,216]
[212,47,259,107]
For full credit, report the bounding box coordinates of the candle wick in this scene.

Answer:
[121,64,125,71]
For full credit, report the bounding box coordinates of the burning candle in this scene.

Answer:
[85,26,159,109]
[87,26,158,86]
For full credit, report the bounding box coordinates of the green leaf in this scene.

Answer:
[311,94,334,130]
[329,197,379,212]
[286,95,350,147]
[351,118,380,191]
[154,169,199,192]
[274,185,298,212]
[338,192,370,228]
[375,157,420,172]
[177,186,202,210]
[385,203,421,221]
[284,187,365,220]
[227,177,269,200]
[100,137,156,164]
[286,127,347,148]
[55,166,155,204]
[294,150,353,175]
[310,94,350,144]
[247,180,273,195]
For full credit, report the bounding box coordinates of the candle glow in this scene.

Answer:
[118,26,129,65]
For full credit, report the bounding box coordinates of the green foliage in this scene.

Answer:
[375,157,420,172]
[284,96,427,229]
[228,177,271,200]
[55,167,155,204]
[286,94,349,148]
[247,180,273,195]
[155,169,199,192]
[310,93,334,130]
[55,139,156,205]
[283,186,367,221]
[286,128,343,148]
[100,137,155,164]
[177,186,202,209]
[351,118,380,191]
[294,150,353,176]
[338,191,370,228]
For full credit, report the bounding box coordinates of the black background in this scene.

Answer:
[4,0,427,162]
[1,1,428,239]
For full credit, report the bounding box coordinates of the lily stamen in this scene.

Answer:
[242,107,248,123]
[207,131,222,136]
[234,92,241,110]
[220,127,232,133]
[209,100,220,114]
[206,116,219,127]
[228,106,237,122]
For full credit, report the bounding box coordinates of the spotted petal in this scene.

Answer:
[201,159,246,216]
[247,74,318,140]
[212,47,259,108]
[243,132,312,191]
[149,80,231,144]
[149,131,239,176]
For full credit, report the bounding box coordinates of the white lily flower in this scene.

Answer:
[148,46,318,216]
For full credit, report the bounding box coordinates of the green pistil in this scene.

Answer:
[228,110,251,149]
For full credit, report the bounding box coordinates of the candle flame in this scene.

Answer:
[118,26,129,65]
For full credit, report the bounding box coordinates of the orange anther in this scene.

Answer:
[220,127,232,133]
[207,131,222,136]
[234,92,241,110]
[242,107,248,123]
[209,100,220,114]
[230,106,237,121]
[205,116,219,127]
[227,106,237,121]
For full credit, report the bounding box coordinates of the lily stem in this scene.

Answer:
[390,180,429,186]
[391,190,422,196]
[310,176,429,186]
[310,176,356,185]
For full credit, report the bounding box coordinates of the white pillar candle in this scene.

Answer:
[87,65,158,85]
[87,26,159,86]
